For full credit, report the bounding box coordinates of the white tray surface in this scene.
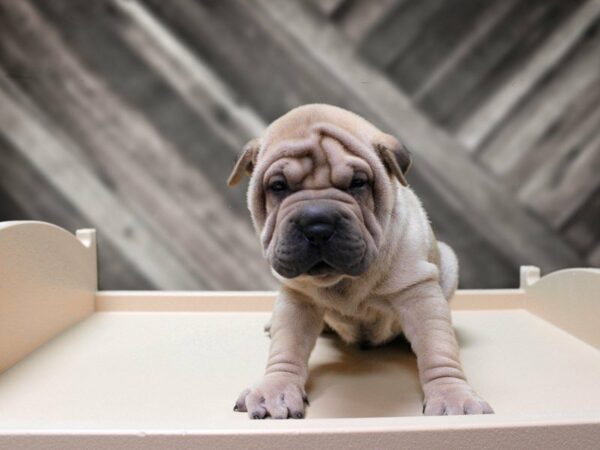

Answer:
[1,307,599,430]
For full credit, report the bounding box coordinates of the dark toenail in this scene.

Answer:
[295,412,304,419]
[252,413,261,419]
[233,405,239,411]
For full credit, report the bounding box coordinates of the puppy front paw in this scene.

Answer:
[423,380,493,415]
[234,374,309,419]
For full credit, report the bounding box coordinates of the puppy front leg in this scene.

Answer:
[395,281,493,415]
[235,290,323,419]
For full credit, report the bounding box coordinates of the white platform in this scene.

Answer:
[0,308,600,430]
[1,221,599,449]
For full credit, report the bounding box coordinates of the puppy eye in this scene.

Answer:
[349,176,368,190]
[269,180,288,192]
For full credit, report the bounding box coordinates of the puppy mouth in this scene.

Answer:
[306,261,336,276]
[270,211,373,279]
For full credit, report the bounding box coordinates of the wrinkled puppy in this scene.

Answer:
[228,104,493,419]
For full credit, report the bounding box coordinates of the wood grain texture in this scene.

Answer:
[306,0,349,18]
[359,0,444,69]
[475,19,600,232]
[411,0,516,104]
[0,134,154,290]
[458,0,600,150]
[0,69,205,290]
[589,244,600,267]
[0,0,597,289]
[478,21,600,182]
[334,0,403,43]
[415,0,583,129]
[143,0,521,286]
[386,0,493,96]
[562,184,600,260]
[0,0,275,290]
[257,1,583,270]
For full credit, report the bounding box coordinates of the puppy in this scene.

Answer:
[228,104,493,419]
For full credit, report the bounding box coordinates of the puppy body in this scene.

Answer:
[230,104,491,419]
[282,184,452,346]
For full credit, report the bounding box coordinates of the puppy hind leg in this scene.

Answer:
[437,241,459,301]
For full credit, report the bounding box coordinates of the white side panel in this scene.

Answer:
[0,221,96,373]
[521,266,600,349]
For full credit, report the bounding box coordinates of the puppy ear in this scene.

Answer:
[375,135,412,187]
[227,138,261,187]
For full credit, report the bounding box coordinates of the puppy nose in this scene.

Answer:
[299,204,336,244]
[303,222,335,244]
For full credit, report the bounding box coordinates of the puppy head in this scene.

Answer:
[228,104,411,286]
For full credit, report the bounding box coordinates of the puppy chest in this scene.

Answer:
[323,301,402,345]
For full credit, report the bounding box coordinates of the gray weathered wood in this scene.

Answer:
[358,0,444,69]
[0,0,596,290]
[336,0,403,43]
[0,0,275,289]
[412,0,516,103]
[143,0,358,120]
[0,135,154,290]
[589,244,600,267]
[417,0,581,129]
[517,98,600,228]
[387,0,493,96]
[306,0,349,17]
[458,0,600,150]
[561,185,600,257]
[255,0,583,272]
[32,0,250,214]
[0,70,200,289]
[478,25,600,182]
[144,0,523,286]
[114,0,265,148]
[565,182,600,266]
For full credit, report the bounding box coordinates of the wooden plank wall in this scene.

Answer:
[0,0,597,289]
